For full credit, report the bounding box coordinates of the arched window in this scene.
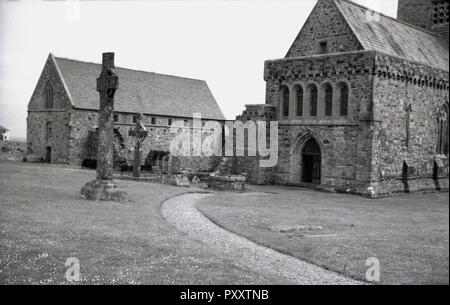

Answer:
[438,103,449,155]
[281,86,290,118]
[324,84,333,117]
[44,82,53,109]
[339,83,349,117]
[295,86,304,117]
[309,85,318,117]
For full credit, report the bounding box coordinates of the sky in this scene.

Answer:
[0,0,398,139]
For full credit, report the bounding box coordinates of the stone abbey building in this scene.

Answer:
[27,0,449,197]
[27,54,225,171]
[236,0,449,196]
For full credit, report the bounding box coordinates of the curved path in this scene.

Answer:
[161,193,362,285]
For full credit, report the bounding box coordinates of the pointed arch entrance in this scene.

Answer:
[301,138,321,184]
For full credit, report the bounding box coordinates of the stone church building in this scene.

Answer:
[27,53,225,171]
[27,0,449,197]
[236,0,449,196]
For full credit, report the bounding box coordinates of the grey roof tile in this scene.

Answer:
[334,0,449,71]
[54,56,225,120]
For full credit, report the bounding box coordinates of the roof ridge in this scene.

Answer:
[335,0,443,38]
[53,55,207,83]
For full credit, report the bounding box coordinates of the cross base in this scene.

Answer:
[81,179,127,202]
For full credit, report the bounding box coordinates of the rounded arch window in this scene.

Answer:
[338,82,349,117]
[309,85,318,117]
[324,84,333,117]
[295,85,304,117]
[280,86,290,118]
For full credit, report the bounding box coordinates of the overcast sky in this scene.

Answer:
[0,0,398,139]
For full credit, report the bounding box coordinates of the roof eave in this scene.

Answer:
[332,0,367,50]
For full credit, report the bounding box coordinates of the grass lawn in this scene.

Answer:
[197,186,449,285]
[0,161,285,284]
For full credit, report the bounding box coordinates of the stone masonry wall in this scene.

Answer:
[264,51,376,122]
[371,53,449,195]
[397,0,449,38]
[273,125,360,187]
[261,51,376,192]
[286,0,363,58]
[68,109,221,172]
[27,55,72,163]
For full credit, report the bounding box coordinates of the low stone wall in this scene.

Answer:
[0,141,26,161]
[114,172,247,191]
[114,173,190,187]
[207,175,246,191]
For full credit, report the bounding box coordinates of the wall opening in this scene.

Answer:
[301,138,321,184]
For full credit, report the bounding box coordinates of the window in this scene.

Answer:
[281,86,290,117]
[319,41,328,54]
[113,114,119,122]
[438,103,449,155]
[324,84,333,117]
[46,122,52,140]
[168,118,173,126]
[432,0,449,25]
[310,85,318,117]
[339,83,349,117]
[296,86,304,117]
[133,115,138,123]
[151,117,156,125]
[44,82,53,109]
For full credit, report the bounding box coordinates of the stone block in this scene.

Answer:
[80,179,127,202]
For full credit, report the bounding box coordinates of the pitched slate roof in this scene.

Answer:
[53,55,225,120]
[333,0,449,71]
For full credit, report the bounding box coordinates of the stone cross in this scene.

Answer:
[96,52,119,180]
[129,113,148,177]
[81,52,126,202]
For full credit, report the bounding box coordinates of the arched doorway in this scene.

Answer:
[301,138,321,184]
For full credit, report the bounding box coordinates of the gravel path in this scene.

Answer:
[161,193,362,285]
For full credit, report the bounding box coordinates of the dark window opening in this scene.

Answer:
[46,122,52,140]
[113,114,119,122]
[151,117,156,125]
[319,41,328,54]
[310,86,318,117]
[44,82,53,109]
[432,1,449,25]
[281,87,290,117]
[324,84,333,117]
[296,86,303,117]
[340,84,349,116]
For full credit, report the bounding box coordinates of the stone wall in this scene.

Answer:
[68,108,221,172]
[397,0,449,38]
[264,51,376,123]
[259,51,376,192]
[272,125,360,187]
[0,141,26,161]
[286,0,363,58]
[370,53,449,195]
[247,50,449,197]
[27,54,72,163]
[27,111,71,163]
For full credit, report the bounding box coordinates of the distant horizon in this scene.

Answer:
[0,0,399,139]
